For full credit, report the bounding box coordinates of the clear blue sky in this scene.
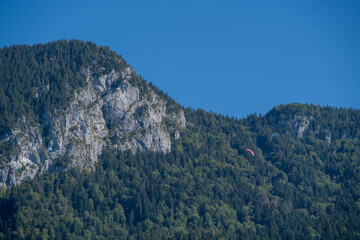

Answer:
[1,0,359,118]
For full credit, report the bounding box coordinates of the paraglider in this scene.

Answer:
[122,148,126,153]
[271,133,277,139]
[48,147,53,151]
[246,149,255,157]
[333,150,336,155]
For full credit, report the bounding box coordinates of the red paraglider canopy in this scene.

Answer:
[246,149,254,157]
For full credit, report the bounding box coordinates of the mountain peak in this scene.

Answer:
[0,40,185,187]
[1,41,360,239]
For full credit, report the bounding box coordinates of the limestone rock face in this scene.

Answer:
[0,67,185,187]
[325,132,332,144]
[290,115,311,139]
[275,113,338,143]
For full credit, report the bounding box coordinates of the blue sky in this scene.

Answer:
[1,0,359,118]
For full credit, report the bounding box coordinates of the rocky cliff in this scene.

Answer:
[0,54,185,187]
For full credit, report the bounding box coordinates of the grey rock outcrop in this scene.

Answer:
[325,132,332,144]
[0,67,186,187]
[277,114,336,142]
[291,115,311,139]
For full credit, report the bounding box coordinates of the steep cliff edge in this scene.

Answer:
[0,41,185,187]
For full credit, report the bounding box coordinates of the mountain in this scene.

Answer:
[0,40,185,187]
[0,40,359,239]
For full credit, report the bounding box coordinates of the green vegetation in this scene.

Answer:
[0,40,128,135]
[0,106,359,239]
[0,40,359,239]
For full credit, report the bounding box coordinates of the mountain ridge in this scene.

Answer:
[0,40,359,239]
[0,40,185,187]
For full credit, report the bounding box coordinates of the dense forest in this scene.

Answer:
[0,41,360,239]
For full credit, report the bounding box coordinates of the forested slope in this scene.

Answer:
[0,40,129,134]
[1,105,359,239]
[0,40,184,187]
[0,40,359,239]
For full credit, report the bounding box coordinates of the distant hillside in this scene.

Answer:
[265,103,359,140]
[0,40,359,239]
